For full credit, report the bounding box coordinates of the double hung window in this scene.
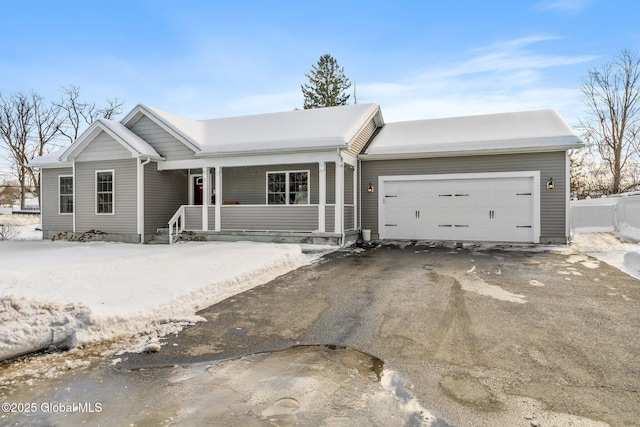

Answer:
[96,171,114,214]
[267,171,309,205]
[59,176,73,214]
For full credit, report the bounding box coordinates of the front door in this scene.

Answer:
[193,176,203,206]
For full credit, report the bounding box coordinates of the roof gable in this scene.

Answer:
[60,119,162,162]
[122,105,202,154]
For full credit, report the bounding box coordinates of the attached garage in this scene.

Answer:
[359,110,584,244]
[378,172,540,243]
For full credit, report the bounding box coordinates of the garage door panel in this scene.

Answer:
[381,175,536,242]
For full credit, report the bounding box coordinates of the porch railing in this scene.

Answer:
[168,203,348,243]
[168,205,186,244]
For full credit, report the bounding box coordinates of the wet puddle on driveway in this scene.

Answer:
[2,345,449,426]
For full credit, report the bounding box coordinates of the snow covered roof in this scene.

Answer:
[28,149,70,168]
[362,110,583,159]
[133,103,382,155]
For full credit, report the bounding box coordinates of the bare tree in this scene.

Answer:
[0,92,34,209]
[0,87,125,209]
[55,85,124,143]
[0,176,20,206]
[580,49,640,194]
[28,93,63,200]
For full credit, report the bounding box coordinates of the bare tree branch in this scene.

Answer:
[55,85,125,144]
[0,92,34,209]
[580,49,640,193]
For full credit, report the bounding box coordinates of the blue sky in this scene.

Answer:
[1,0,639,166]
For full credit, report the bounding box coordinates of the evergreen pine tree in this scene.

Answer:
[301,54,351,109]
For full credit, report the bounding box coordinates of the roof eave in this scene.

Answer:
[195,144,346,158]
[28,160,73,169]
[359,143,584,161]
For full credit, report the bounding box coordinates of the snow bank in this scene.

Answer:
[570,233,640,280]
[623,251,640,278]
[0,240,326,360]
[617,222,640,243]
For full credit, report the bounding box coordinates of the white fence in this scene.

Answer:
[571,193,640,232]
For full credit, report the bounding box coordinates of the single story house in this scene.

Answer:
[30,103,583,245]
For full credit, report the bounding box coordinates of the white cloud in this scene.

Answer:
[534,0,596,13]
[359,36,595,125]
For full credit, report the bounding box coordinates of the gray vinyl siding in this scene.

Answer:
[360,151,567,239]
[221,205,318,231]
[41,167,73,233]
[144,164,188,237]
[344,165,354,204]
[75,131,131,162]
[208,206,216,230]
[222,164,320,204]
[347,118,377,156]
[326,162,335,204]
[344,205,355,230]
[325,206,335,232]
[184,206,203,230]
[75,159,138,234]
[128,116,196,161]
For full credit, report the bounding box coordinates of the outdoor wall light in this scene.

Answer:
[547,178,554,190]
[367,183,374,193]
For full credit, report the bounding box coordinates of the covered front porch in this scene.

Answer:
[154,151,358,245]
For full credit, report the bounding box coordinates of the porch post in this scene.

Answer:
[318,161,326,233]
[334,161,344,234]
[202,167,209,231]
[214,166,222,231]
[353,163,358,231]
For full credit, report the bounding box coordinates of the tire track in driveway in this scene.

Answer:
[428,276,485,367]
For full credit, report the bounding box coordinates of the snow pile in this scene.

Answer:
[623,251,640,278]
[617,221,640,243]
[0,240,327,360]
[570,232,640,280]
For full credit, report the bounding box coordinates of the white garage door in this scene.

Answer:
[380,173,538,243]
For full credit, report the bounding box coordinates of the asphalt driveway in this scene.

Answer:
[121,242,640,426]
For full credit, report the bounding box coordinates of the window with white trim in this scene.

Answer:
[267,171,309,205]
[96,170,114,214]
[59,175,73,214]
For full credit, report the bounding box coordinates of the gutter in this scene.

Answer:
[194,144,347,158]
[359,144,584,161]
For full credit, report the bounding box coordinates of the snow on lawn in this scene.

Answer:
[0,240,328,361]
[0,214,42,240]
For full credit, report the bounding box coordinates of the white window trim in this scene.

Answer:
[95,169,115,215]
[58,174,73,215]
[266,170,311,205]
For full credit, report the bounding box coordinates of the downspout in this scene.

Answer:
[138,157,152,244]
[358,158,362,232]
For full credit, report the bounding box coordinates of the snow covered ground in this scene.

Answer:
[0,215,332,360]
[0,213,638,363]
[569,232,640,280]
